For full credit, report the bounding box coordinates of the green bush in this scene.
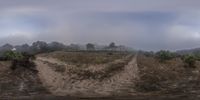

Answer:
[182,55,196,68]
[3,51,37,71]
[12,53,36,71]
[194,52,200,61]
[3,51,24,60]
[156,50,175,62]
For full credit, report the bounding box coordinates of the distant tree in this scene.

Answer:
[68,44,80,51]
[109,42,116,48]
[15,44,30,53]
[31,41,49,53]
[108,42,117,51]
[86,43,95,51]
[143,51,155,57]
[48,42,66,51]
[0,44,13,51]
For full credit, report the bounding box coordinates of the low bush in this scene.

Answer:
[182,55,196,68]
[3,51,24,60]
[3,51,37,71]
[156,50,176,62]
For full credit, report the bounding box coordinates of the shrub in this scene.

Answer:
[3,51,37,71]
[142,51,155,57]
[182,55,196,68]
[156,50,175,62]
[194,52,200,61]
[3,51,24,60]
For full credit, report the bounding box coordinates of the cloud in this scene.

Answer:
[0,0,200,51]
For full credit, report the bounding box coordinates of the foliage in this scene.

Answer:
[182,55,196,68]
[193,52,200,61]
[86,43,95,51]
[2,51,37,71]
[156,50,176,62]
[107,42,117,51]
[31,41,49,54]
[138,50,155,57]
[3,51,24,60]
[42,51,128,65]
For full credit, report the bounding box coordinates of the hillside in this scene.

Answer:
[176,48,200,55]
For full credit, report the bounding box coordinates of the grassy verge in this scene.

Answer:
[136,54,200,93]
[40,51,129,65]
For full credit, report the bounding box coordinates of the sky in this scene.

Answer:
[0,0,200,51]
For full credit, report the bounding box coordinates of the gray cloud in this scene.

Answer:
[0,0,200,51]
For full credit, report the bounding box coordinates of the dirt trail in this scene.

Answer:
[35,55,139,96]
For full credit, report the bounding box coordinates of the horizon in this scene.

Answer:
[0,40,199,52]
[0,0,200,51]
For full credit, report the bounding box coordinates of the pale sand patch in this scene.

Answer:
[35,55,139,96]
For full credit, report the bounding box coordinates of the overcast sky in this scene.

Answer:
[0,0,200,51]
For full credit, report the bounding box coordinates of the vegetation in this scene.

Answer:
[86,43,95,51]
[138,50,155,57]
[195,54,200,60]
[182,55,196,68]
[67,55,132,80]
[2,51,37,71]
[155,50,176,62]
[3,50,24,60]
[40,51,128,65]
[108,42,117,51]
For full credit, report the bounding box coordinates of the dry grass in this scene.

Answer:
[37,51,133,81]
[39,51,129,65]
[0,61,49,97]
[136,54,200,93]
[68,55,133,80]
[42,54,133,80]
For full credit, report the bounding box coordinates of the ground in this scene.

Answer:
[1,51,200,100]
[35,51,137,96]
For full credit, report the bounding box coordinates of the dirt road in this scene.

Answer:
[35,55,139,97]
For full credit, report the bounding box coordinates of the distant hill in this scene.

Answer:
[176,48,200,55]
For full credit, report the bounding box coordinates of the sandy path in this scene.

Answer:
[35,55,139,96]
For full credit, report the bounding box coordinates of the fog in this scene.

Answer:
[0,0,200,51]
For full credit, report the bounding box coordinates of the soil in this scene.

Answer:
[35,54,138,96]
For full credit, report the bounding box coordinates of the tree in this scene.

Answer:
[48,42,66,51]
[86,43,95,51]
[109,42,116,48]
[68,44,80,51]
[31,41,49,53]
[108,42,117,51]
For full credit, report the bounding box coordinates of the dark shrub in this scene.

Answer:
[182,55,196,68]
[194,52,200,61]
[3,51,37,72]
[156,50,175,62]
[3,50,24,60]
[143,51,155,57]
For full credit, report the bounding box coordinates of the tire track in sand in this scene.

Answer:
[35,55,139,96]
